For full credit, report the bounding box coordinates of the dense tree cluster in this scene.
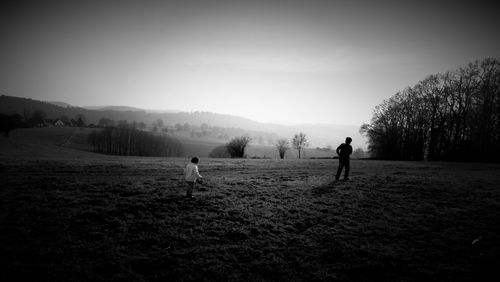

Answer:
[88,127,184,157]
[0,113,23,136]
[361,58,500,162]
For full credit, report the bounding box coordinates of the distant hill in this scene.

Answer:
[84,105,180,114]
[48,101,72,108]
[0,95,263,128]
[0,95,367,149]
[84,105,149,112]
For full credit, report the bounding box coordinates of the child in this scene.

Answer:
[336,137,353,181]
[184,157,203,198]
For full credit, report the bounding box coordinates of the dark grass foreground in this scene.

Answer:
[1,157,499,281]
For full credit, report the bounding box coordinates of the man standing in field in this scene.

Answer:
[335,137,353,181]
[184,157,203,198]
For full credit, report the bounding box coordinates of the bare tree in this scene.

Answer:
[98,117,115,128]
[226,136,251,158]
[275,139,290,159]
[29,110,46,127]
[156,119,164,128]
[152,119,164,132]
[75,114,86,127]
[292,132,309,159]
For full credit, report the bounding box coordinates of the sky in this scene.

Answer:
[1,0,499,126]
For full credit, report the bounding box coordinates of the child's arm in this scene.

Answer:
[194,166,202,179]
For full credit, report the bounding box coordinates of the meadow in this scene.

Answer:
[1,129,499,281]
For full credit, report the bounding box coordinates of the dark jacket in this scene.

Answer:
[336,143,353,160]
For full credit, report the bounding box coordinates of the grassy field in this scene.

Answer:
[1,129,499,281]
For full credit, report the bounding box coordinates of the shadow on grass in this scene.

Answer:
[310,181,338,196]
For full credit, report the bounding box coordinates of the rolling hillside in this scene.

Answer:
[0,95,367,149]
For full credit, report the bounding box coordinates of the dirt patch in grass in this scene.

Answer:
[1,156,499,281]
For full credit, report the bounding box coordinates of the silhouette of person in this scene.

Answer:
[335,137,353,181]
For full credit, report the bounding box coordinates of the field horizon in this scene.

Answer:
[0,127,340,160]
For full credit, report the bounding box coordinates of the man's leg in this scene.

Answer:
[336,161,344,181]
[344,160,350,180]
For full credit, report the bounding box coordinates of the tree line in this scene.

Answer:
[0,110,87,136]
[361,58,500,162]
[88,127,184,157]
[210,132,311,159]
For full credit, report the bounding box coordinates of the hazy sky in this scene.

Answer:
[1,0,499,126]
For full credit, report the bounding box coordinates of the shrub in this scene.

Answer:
[226,136,251,158]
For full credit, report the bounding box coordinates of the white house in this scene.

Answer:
[54,119,65,127]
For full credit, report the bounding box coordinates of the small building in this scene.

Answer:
[54,119,65,127]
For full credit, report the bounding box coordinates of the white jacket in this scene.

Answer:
[184,163,202,182]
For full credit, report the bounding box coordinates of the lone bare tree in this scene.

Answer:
[29,110,46,127]
[226,136,251,158]
[292,132,308,159]
[275,139,290,159]
[75,114,86,127]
